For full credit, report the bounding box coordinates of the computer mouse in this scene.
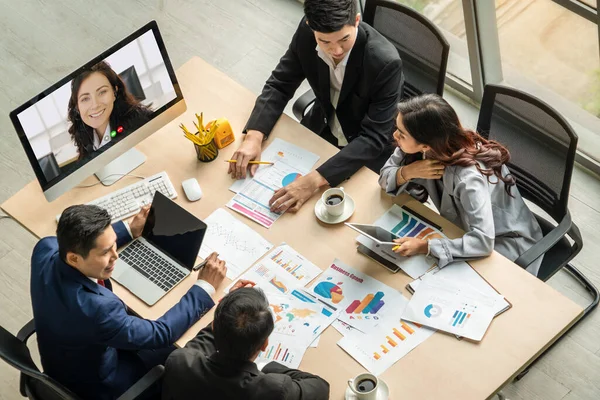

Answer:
[181,178,203,201]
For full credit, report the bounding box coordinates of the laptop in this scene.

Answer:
[112,191,207,305]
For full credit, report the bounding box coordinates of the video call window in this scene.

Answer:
[15,30,177,182]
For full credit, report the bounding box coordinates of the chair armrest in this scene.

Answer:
[514,211,572,269]
[116,365,164,400]
[292,89,316,121]
[16,319,36,343]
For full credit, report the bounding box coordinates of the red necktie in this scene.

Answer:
[97,279,106,287]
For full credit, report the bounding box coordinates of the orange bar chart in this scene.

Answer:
[393,327,406,341]
[401,321,415,335]
[386,336,398,347]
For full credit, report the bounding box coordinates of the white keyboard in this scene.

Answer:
[56,171,177,223]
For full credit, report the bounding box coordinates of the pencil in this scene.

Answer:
[392,245,401,251]
[225,160,274,165]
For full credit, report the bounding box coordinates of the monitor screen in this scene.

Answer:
[9,21,183,199]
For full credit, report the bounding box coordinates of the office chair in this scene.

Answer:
[476,84,599,379]
[292,0,450,120]
[0,319,164,400]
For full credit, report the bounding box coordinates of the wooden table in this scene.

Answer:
[2,57,583,400]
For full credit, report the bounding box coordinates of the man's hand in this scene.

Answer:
[228,130,264,180]
[129,206,150,239]
[403,160,445,180]
[229,279,256,293]
[198,252,227,290]
[269,171,328,213]
[392,238,428,257]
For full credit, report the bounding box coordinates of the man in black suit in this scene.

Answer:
[161,285,329,400]
[228,0,403,213]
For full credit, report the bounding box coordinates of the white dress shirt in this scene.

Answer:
[92,124,112,151]
[315,33,357,147]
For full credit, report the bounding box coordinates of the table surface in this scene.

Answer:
[2,56,583,400]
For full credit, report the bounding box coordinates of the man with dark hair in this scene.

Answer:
[30,204,227,400]
[228,0,403,213]
[162,287,330,400]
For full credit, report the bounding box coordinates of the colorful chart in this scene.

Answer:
[261,342,296,364]
[271,249,305,281]
[450,303,476,328]
[313,278,344,304]
[282,172,302,187]
[345,292,385,315]
[424,304,442,318]
[391,210,443,240]
[371,320,422,361]
[269,277,288,293]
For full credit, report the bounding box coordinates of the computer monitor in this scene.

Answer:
[9,21,186,202]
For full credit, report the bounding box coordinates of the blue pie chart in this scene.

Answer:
[424,304,442,318]
[282,172,302,187]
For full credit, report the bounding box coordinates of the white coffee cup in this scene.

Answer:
[321,187,345,217]
[347,372,379,400]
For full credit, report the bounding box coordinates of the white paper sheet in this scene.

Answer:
[198,208,273,280]
[229,138,320,193]
[402,274,502,341]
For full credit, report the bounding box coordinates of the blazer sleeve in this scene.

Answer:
[316,58,403,186]
[181,324,217,354]
[428,168,495,267]
[93,285,215,350]
[379,147,412,196]
[244,21,306,137]
[262,361,330,400]
[112,221,133,248]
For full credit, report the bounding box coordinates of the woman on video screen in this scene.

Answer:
[67,61,153,160]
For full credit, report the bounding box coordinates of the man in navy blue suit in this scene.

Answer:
[30,204,226,400]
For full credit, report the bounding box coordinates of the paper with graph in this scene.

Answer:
[402,274,502,341]
[338,302,436,376]
[306,259,405,332]
[229,138,320,193]
[198,208,273,279]
[357,204,445,278]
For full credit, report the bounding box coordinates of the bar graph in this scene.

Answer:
[368,320,425,363]
[345,292,385,315]
[270,249,306,281]
[450,303,476,328]
[261,342,295,364]
[390,209,443,240]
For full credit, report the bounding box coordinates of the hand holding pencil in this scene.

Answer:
[225,160,273,165]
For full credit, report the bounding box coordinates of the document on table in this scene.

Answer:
[338,304,436,376]
[356,204,442,279]
[306,259,406,333]
[407,261,511,317]
[402,274,503,341]
[198,208,273,280]
[227,161,301,228]
[229,138,320,193]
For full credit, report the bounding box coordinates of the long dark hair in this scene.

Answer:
[67,61,152,159]
[398,94,515,194]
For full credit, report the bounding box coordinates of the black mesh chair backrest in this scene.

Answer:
[0,325,79,400]
[363,0,449,98]
[477,84,578,222]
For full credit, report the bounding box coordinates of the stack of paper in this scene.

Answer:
[402,274,504,341]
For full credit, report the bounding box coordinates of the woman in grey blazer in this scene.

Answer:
[379,94,543,276]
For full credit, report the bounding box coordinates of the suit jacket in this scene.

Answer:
[30,221,215,400]
[245,18,403,186]
[162,326,330,400]
[379,148,544,275]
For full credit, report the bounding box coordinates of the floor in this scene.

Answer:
[0,1,599,399]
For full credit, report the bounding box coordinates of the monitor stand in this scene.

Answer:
[94,148,146,186]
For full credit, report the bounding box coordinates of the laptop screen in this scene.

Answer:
[142,191,207,269]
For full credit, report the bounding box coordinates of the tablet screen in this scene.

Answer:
[346,224,399,244]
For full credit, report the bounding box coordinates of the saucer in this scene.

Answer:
[314,194,355,224]
[345,379,390,400]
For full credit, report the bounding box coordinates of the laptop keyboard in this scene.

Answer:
[119,241,187,292]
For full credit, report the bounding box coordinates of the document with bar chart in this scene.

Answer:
[401,274,502,341]
[356,204,444,279]
[265,243,323,285]
[337,307,436,375]
[256,335,306,369]
[306,259,406,332]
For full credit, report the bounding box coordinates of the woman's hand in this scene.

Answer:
[403,160,445,180]
[392,238,428,257]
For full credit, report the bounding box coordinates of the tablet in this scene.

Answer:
[345,223,399,246]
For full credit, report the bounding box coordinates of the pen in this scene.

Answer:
[193,253,219,271]
[225,160,274,165]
